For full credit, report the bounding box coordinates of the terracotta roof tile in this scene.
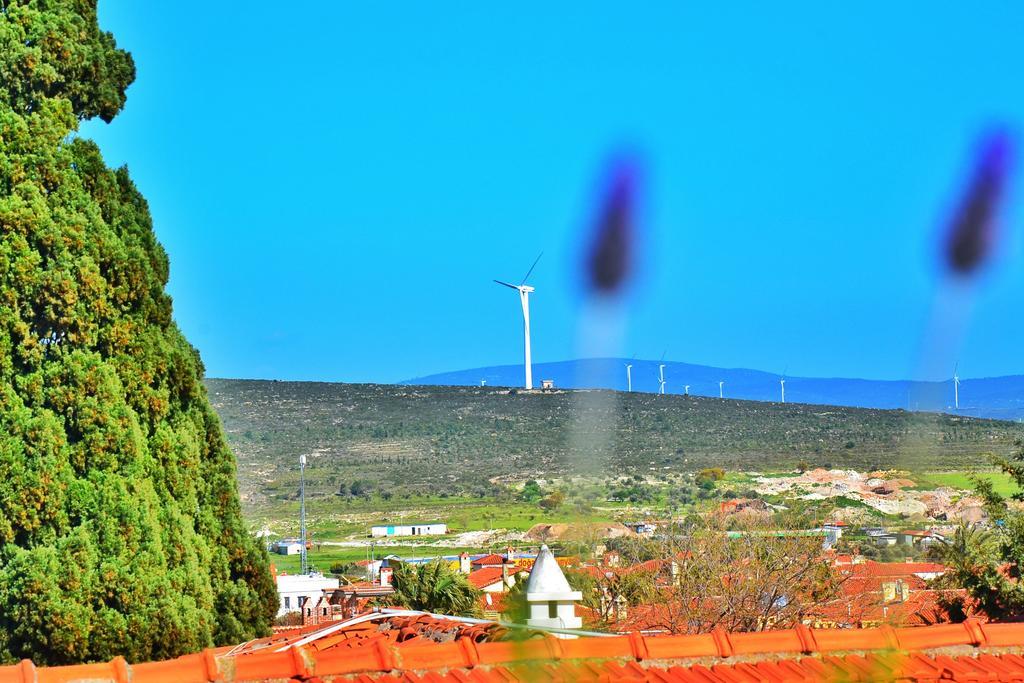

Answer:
[3,616,1024,682]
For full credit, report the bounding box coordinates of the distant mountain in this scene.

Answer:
[401,358,1024,421]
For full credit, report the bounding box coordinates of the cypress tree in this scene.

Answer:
[0,0,276,664]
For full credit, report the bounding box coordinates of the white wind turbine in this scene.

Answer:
[494,254,542,390]
[625,362,633,392]
[780,377,786,403]
[684,384,690,395]
[719,380,725,399]
[953,363,960,410]
[658,364,666,395]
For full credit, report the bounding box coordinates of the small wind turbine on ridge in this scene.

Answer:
[625,356,634,392]
[658,351,667,395]
[719,380,725,399]
[780,366,787,404]
[494,253,542,390]
[953,362,960,411]
[684,384,690,396]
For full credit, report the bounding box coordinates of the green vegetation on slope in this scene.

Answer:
[207,379,1022,523]
[0,1,275,665]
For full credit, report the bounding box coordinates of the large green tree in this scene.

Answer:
[0,0,276,665]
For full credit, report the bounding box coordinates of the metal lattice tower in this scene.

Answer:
[299,453,308,575]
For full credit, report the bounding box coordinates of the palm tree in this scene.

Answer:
[387,560,483,617]
[924,523,1022,622]
[929,524,997,577]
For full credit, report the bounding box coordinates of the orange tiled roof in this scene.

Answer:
[468,566,509,589]
[4,614,1024,682]
[810,588,983,628]
[472,553,508,566]
[851,561,947,577]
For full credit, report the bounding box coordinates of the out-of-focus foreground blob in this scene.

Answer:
[944,130,1014,277]
[584,156,641,296]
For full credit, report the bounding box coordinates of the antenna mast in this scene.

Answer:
[300,453,308,575]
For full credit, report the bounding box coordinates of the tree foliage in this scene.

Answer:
[0,0,276,665]
[939,444,1024,621]
[608,519,842,634]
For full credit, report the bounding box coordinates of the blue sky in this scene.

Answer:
[85,3,1024,383]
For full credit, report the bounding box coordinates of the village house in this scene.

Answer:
[270,538,304,555]
[370,522,448,538]
[898,529,944,547]
[274,572,339,617]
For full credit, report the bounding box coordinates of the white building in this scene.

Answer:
[525,545,582,636]
[271,539,304,556]
[275,573,340,617]
[370,523,447,538]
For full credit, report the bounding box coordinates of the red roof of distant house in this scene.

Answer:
[622,558,668,575]
[575,565,611,579]
[841,573,929,594]
[7,615,1024,682]
[481,591,511,613]
[810,588,983,628]
[853,561,947,577]
[472,553,508,566]
[468,566,517,589]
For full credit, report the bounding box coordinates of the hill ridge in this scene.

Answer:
[399,358,1024,420]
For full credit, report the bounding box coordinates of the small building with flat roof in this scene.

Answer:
[370,522,447,538]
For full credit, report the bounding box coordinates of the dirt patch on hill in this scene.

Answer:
[526,522,634,542]
[753,468,984,520]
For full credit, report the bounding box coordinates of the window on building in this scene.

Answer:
[322,607,327,616]
[284,597,291,609]
[548,601,558,619]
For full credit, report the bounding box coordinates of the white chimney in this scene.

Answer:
[525,545,583,637]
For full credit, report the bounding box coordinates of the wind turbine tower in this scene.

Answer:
[719,381,725,399]
[780,378,786,404]
[299,453,308,575]
[625,363,633,392]
[658,364,666,395]
[494,254,542,390]
[953,364,960,410]
[684,384,690,396]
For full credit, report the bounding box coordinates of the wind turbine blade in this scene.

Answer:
[520,252,544,285]
[493,279,519,290]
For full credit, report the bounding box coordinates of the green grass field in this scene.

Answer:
[911,471,1017,497]
[270,544,483,574]
[255,496,622,541]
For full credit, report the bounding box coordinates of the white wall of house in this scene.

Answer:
[276,573,340,617]
[370,523,448,538]
[273,541,303,556]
